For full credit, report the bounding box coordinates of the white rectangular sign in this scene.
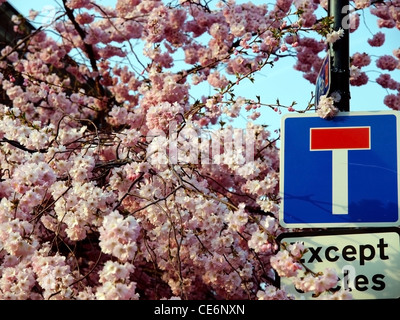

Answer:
[277,228,400,300]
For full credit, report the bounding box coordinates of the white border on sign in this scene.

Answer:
[279,110,400,228]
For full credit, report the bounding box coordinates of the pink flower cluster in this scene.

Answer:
[316,94,339,118]
[31,248,75,300]
[325,28,344,44]
[370,1,400,29]
[95,261,139,300]
[383,94,400,110]
[293,267,339,295]
[376,74,400,90]
[376,55,399,71]
[270,250,303,278]
[99,211,141,262]
[368,32,385,47]
[270,242,350,299]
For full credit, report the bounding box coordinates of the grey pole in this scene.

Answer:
[328,0,351,112]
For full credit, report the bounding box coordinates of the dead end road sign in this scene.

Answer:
[276,228,400,300]
[279,111,400,228]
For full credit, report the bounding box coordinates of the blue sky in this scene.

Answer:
[8,0,400,135]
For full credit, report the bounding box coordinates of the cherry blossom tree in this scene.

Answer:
[0,0,398,300]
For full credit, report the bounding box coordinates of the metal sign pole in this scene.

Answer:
[328,0,351,112]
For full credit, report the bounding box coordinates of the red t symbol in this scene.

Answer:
[310,127,371,214]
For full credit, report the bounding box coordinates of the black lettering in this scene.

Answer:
[342,269,352,292]
[294,286,304,294]
[342,245,356,262]
[359,244,375,265]
[325,246,339,262]
[377,238,389,261]
[354,275,369,291]
[308,247,322,263]
[371,274,386,291]
[331,283,341,292]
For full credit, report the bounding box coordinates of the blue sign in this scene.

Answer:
[315,53,330,108]
[279,111,400,228]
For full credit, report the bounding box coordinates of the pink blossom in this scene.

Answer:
[31,250,75,300]
[99,211,141,262]
[320,290,353,300]
[294,268,339,295]
[350,65,361,81]
[384,94,400,110]
[207,71,229,89]
[316,95,339,118]
[350,71,368,86]
[76,12,95,25]
[354,0,370,8]
[287,242,306,259]
[270,251,303,277]
[350,13,360,33]
[0,262,36,300]
[28,9,39,21]
[351,52,371,67]
[376,55,399,71]
[368,32,385,47]
[256,285,292,300]
[325,28,344,44]
[66,0,91,9]
[226,203,248,232]
[376,73,400,90]
[96,261,139,300]
[393,49,400,59]
[146,101,184,131]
